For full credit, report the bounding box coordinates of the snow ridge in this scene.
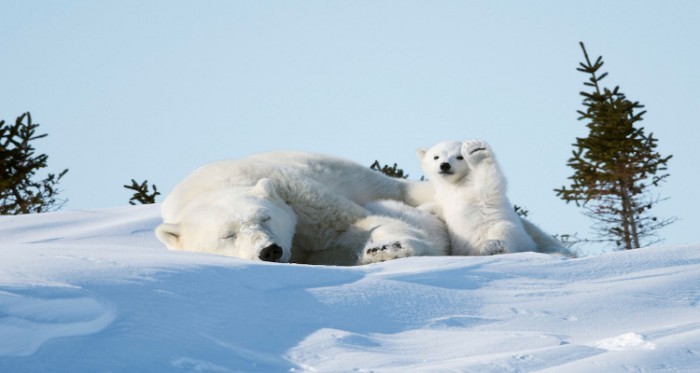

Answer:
[1,206,699,372]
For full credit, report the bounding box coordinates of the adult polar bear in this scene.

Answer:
[156,151,446,265]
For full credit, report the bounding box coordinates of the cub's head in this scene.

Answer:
[156,178,297,262]
[417,140,470,184]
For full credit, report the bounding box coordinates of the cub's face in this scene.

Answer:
[156,179,297,262]
[417,141,470,184]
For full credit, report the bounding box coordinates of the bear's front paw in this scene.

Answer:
[462,140,492,165]
[482,240,508,255]
[360,241,412,264]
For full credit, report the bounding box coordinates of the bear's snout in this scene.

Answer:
[440,163,451,171]
[259,244,283,262]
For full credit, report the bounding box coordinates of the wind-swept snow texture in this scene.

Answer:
[1,205,699,372]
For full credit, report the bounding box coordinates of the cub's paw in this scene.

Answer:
[360,241,413,264]
[482,240,509,255]
[462,140,492,165]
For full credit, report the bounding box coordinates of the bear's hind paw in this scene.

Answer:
[361,241,412,264]
[482,239,509,255]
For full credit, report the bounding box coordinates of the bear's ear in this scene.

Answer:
[416,148,427,161]
[155,223,181,249]
[252,178,279,199]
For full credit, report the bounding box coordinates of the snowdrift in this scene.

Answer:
[1,205,699,372]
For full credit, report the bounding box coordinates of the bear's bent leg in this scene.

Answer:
[484,219,538,255]
[354,215,436,265]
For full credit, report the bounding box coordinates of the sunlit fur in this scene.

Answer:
[418,140,537,255]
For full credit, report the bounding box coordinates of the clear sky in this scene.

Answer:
[2,1,698,254]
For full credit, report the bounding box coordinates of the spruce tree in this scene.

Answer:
[370,160,409,179]
[0,112,68,214]
[555,43,674,250]
[513,205,529,218]
[124,179,160,205]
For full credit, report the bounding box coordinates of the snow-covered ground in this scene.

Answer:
[1,205,698,372]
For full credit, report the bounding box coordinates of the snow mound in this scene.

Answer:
[1,205,699,372]
[0,289,116,357]
[592,332,655,351]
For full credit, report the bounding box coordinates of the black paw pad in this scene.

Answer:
[367,242,405,255]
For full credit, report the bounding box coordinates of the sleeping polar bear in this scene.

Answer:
[156,151,446,265]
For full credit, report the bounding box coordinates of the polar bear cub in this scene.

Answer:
[418,140,537,255]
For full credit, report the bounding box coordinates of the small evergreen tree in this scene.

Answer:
[555,43,675,250]
[370,160,409,179]
[124,179,160,205]
[0,112,68,214]
[513,205,529,218]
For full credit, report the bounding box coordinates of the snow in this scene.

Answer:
[1,205,699,372]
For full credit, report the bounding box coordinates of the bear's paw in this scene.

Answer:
[361,241,413,264]
[462,139,492,165]
[482,239,509,255]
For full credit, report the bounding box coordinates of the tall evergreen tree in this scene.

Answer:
[0,112,68,214]
[555,43,674,250]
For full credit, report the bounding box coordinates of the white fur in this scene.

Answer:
[156,152,444,265]
[419,140,550,256]
[157,180,298,262]
[364,200,450,260]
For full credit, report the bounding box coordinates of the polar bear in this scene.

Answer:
[363,199,450,262]
[156,151,444,265]
[417,140,570,256]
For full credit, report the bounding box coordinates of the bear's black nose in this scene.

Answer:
[440,162,451,171]
[259,244,283,262]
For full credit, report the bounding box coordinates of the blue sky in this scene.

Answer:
[2,1,698,254]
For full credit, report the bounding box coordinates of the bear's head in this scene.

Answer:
[417,140,470,184]
[155,178,297,262]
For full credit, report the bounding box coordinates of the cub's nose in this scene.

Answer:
[440,162,451,171]
[259,244,283,262]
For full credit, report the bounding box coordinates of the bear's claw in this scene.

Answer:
[468,147,487,155]
[362,241,411,264]
[366,242,402,254]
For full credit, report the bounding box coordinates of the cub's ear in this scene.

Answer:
[416,148,427,161]
[155,223,181,249]
[252,178,280,199]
